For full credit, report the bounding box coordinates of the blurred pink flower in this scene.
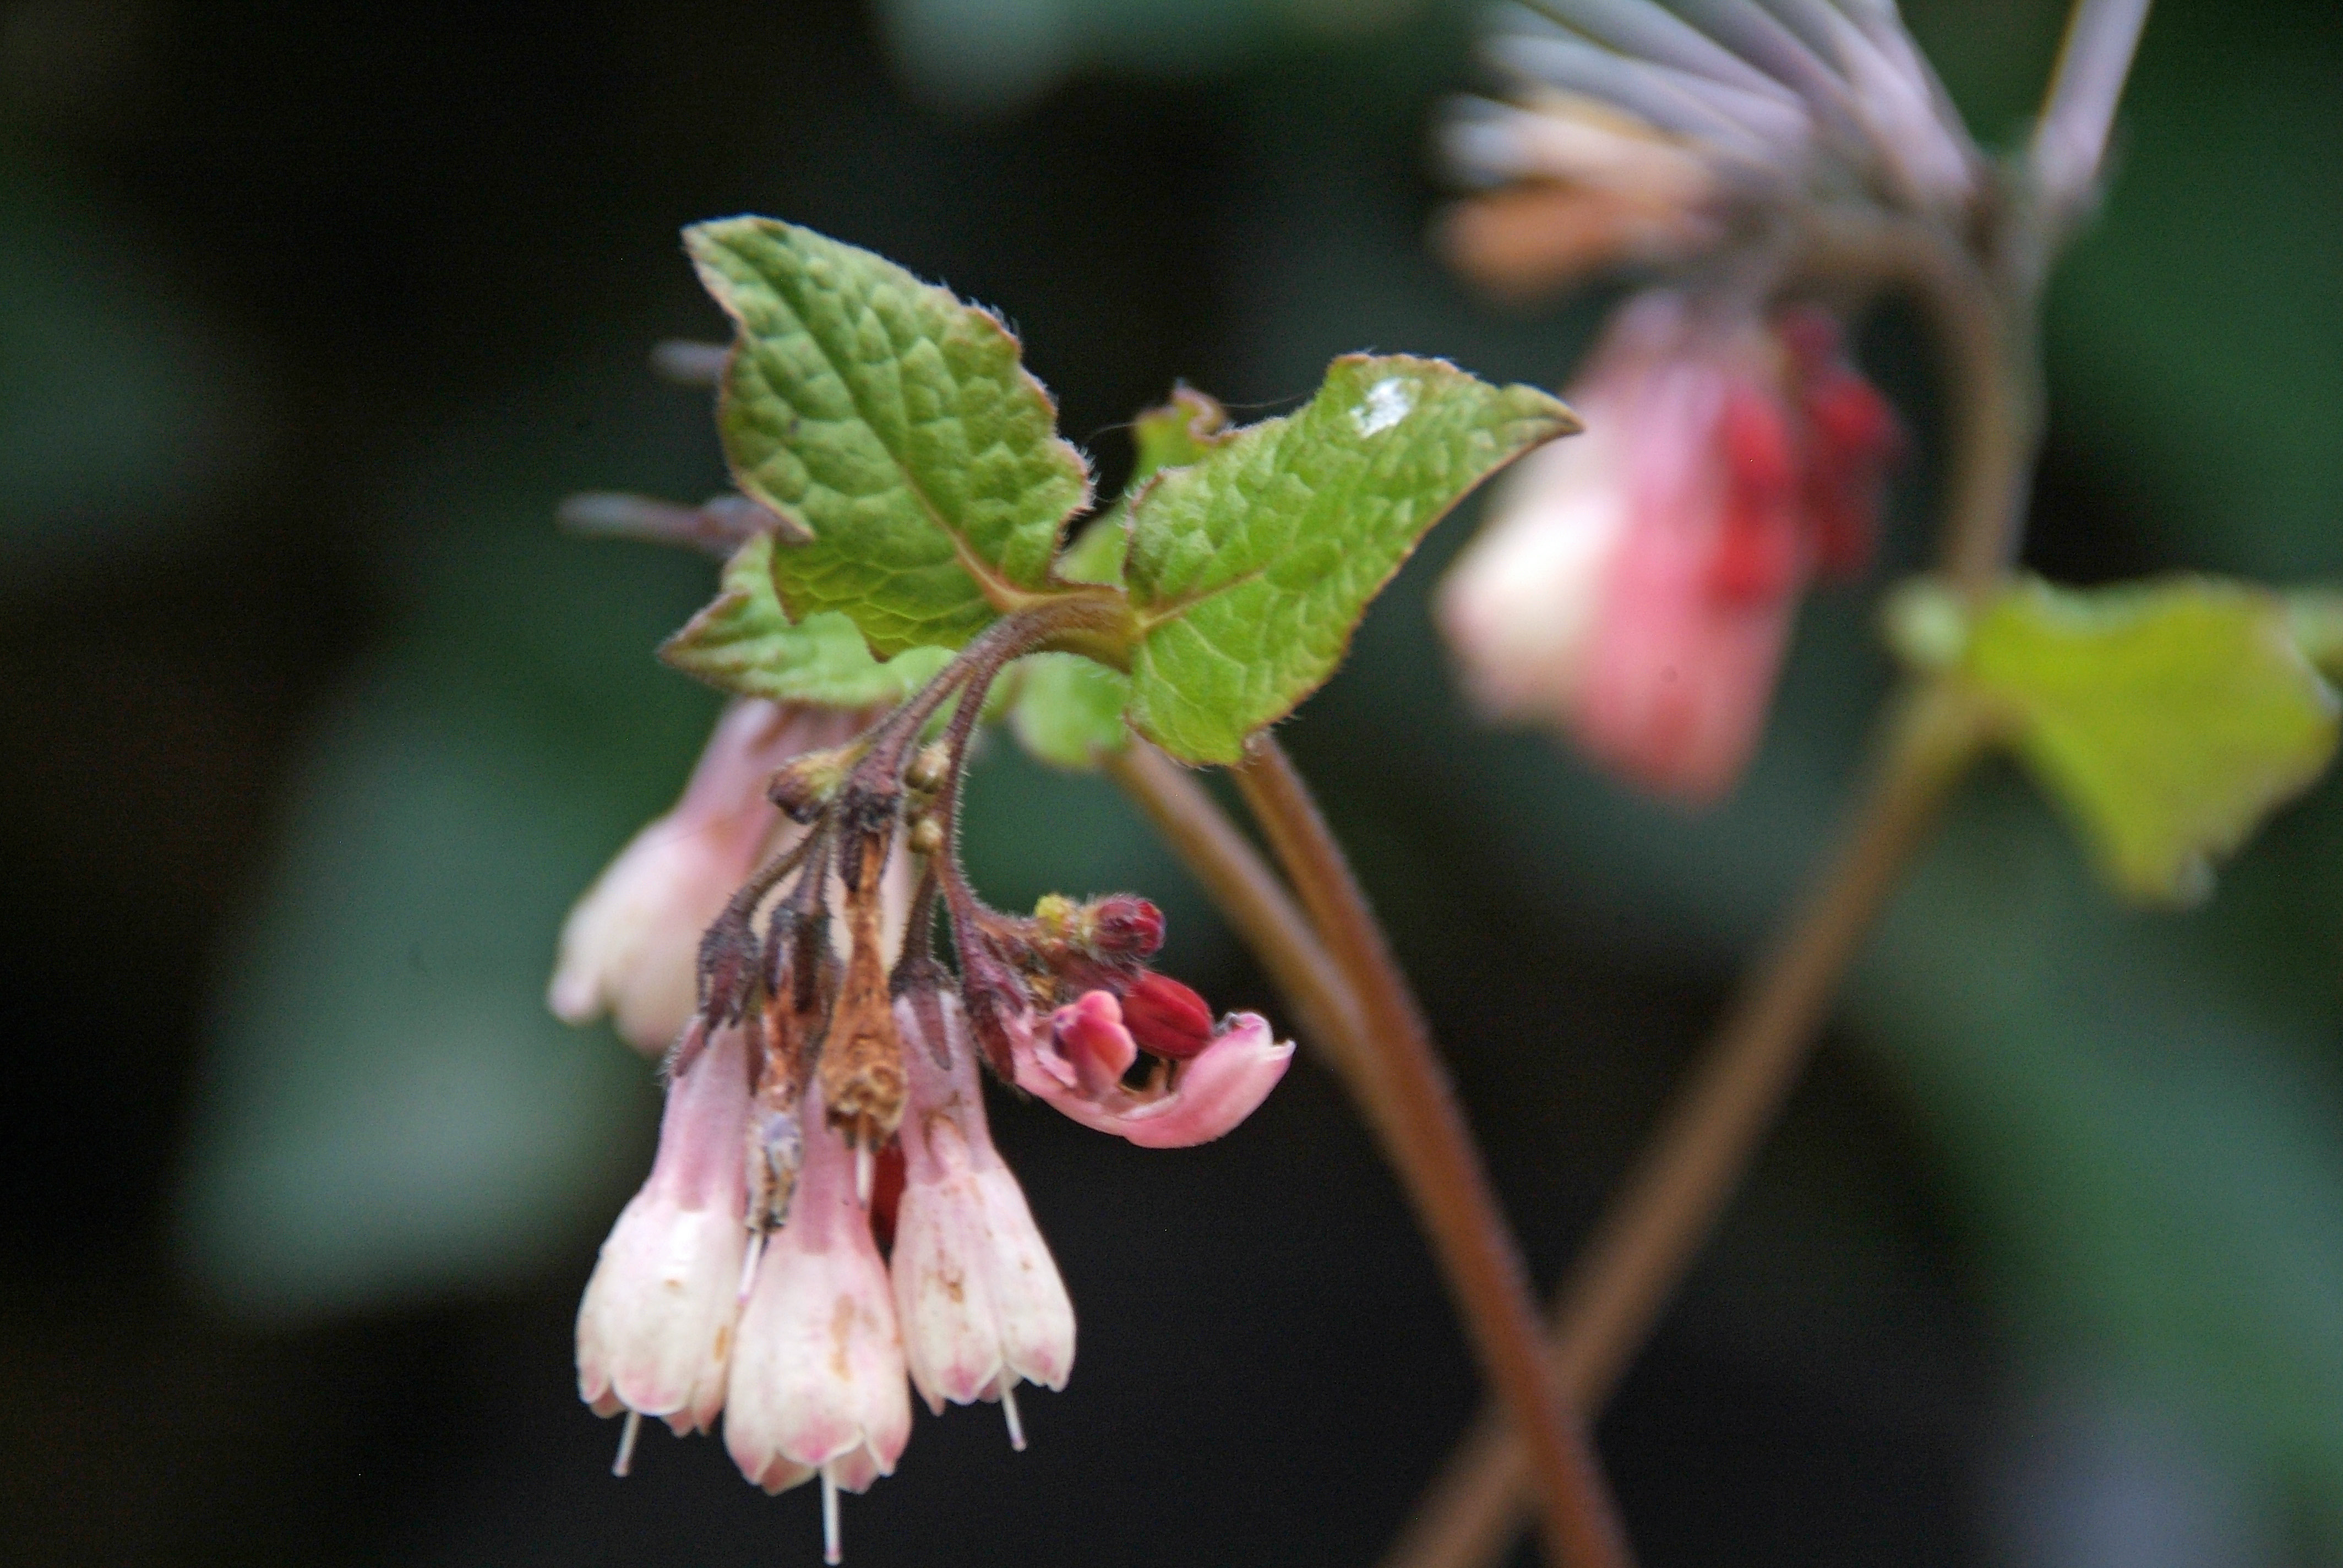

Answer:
[1439,290,1897,801]
[548,700,859,1054]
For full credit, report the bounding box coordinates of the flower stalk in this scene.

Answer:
[1229,736,1636,1568]
[1375,682,1989,1568]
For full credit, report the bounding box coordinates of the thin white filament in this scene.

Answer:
[737,1228,766,1303]
[612,1408,642,1478]
[999,1379,1027,1452]
[854,1144,874,1208]
[822,1468,843,1565]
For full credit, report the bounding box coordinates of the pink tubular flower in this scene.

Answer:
[890,994,1076,1421]
[724,1079,912,1501]
[576,1020,752,1438]
[548,700,858,1054]
[1437,290,1897,802]
[1019,990,1294,1150]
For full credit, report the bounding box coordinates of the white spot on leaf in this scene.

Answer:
[1351,377,1414,438]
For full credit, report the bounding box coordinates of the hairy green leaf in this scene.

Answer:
[1009,652,1132,770]
[1049,387,1236,593]
[661,533,951,708]
[1129,384,1234,489]
[1120,355,1576,763]
[1962,576,2340,904]
[685,217,1093,654]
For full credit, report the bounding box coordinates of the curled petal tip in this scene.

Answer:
[1119,1014,1294,1150]
[1017,1004,1293,1148]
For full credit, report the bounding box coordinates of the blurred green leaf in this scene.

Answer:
[1123,355,1575,763]
[1957,576,2339,905]
[1855,793,2343,1531]
[686,217,1093,655]
[661,532,952,708]
[1009,651,1132,769]
[180,672,651,1317]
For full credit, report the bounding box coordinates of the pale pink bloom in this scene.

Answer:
[549,700,856,1054]
[576,1021,753,1437]
[724,1079,913,1498]
[1440,291,1894,802]
[1017,990,1294,1150]
[890,994,1076,1417]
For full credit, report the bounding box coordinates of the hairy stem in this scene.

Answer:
[1230,736,1636,1568]
[1377,684,1988,1568]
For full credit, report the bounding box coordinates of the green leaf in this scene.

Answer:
[1054,515,1129,589]
[1129,384,1234,489]
[660,533,952,709]
[1049,387,1236,593]
[1960,576,2341,905]
[685,217,1093,655]
[1009,652,1131,770]
[1120,354,1577,764]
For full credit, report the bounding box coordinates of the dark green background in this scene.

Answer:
[2,1,2337,1563]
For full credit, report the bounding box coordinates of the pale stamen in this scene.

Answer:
[854,1144,874,1208]
[737,1228,766,1303]
[821,1468,843,1565]
[999,1378,1027,1452]
[612,1408,642,1478]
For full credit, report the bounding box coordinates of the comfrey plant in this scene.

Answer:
[548,3,2340,1564]
[549,220,1620,1562]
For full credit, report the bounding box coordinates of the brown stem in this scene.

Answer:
[1230,735,1637,1568]
[1377,684,1988,1568]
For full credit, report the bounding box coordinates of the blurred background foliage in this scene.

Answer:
[2,0,2337,1563]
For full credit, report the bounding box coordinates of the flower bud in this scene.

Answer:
[576,1021,752,1436]
[1119,971,1214,1060]
[767,743,858,824]
[724,1080,912,1496]
[548,701,857,1054]
[891,994,1076,1414]
[1089,895,1165,960]
[1439,290,1902,803]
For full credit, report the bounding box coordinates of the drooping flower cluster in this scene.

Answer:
[1435,0,1947,799]
[556,687,1293,1560]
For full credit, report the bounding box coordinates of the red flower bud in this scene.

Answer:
[1090,896,1165,960]
[1708,384,1803,603]
[1120,971,1215,1061]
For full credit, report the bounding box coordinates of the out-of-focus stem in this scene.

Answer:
[1230,736,1636,1568]
[1806,213,2039,594]
[1377,683,1988,1568]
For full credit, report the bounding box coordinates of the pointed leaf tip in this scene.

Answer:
[1119,355,1577,764]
